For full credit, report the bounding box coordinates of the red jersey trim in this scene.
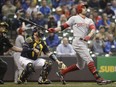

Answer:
[89,24,96,30]
[62,23,69,29]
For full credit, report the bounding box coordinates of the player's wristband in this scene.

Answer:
[49,53,57,61]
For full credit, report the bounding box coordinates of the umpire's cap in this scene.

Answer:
[0,22,9,33]
[0,22,9,28]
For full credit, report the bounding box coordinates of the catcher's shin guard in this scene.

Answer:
[18,63,34,84]
[38,60,52,84]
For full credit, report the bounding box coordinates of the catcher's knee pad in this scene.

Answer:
[19,63,34,82]
[40,60,52,81]
[26,63,35,73]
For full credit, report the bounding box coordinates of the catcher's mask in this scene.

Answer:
[32,27,44,37]
[0,22,9,33]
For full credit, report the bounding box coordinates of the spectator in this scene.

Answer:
[11,10,23,31]
[56,37,76,57]
[96,25,106,41]
[21,0,31,11]
[59,0,74,9]
[88,0,99,9]
[26,1,38,16]
[99,0,108,9]
[91,9,101,29]
[111,0,116,16]
[103,3,115,18]
[51,0,60,8]
[105,22,116,38]
[69,4,77,16]
[47,15,57,28]
[46,32,60,51]
[0,0,5,20]
[2,0,16,21]
[15,1,24,13]
[53,6,63,22]
[57,14,67,27]
[104,34,116,55]
[91,35,105,56]
[24,11,32,21]
[97,13,111,31]
[39,0,51,19]
[32,11,47,28]
[61,5,70,19]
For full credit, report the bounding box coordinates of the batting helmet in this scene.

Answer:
[77,3,88,14]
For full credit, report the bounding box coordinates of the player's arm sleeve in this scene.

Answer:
[89,19,96,30]
[87,19,96,37]
[60,16,74,31]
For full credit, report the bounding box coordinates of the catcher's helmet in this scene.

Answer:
[77,3,88,14]
[32,27,44,37]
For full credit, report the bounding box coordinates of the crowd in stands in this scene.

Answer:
[0,0,116,57]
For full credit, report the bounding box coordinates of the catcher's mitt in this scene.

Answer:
[58,61,67,70]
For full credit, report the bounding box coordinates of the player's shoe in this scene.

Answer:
[56,72,66,85]
[17,76,27,84]
[96,78,112,85]
[0,80,4,84]
[38,79,51,84]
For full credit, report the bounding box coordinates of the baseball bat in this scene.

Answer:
[19,17,46,30]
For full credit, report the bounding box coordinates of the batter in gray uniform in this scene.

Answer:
[48,3,112,85]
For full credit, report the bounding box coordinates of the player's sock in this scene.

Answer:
[61,64,79,75]
[87,62,101,80]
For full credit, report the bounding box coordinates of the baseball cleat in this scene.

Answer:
[17,76,27,84]
[38,79,51,84]
[56,72,66,85]
[0,80,4,84]
[96,78,112,85]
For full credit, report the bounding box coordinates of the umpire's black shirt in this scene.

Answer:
[0,35,13,55]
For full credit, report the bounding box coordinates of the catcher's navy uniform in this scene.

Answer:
[18,37,53,84]
[21,39,49,60]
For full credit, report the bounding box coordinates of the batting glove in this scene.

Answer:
[47,28,56,33]
[84,36,91,41]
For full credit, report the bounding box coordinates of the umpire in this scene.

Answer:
[0,22,22,84]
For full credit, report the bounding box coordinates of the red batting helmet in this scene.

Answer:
[77,3,88,14]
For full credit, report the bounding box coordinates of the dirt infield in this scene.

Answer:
[0,82,116,87]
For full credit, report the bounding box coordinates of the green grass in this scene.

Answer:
[0,82,116,87]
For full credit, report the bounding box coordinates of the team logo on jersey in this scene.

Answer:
[76,23,88,27]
